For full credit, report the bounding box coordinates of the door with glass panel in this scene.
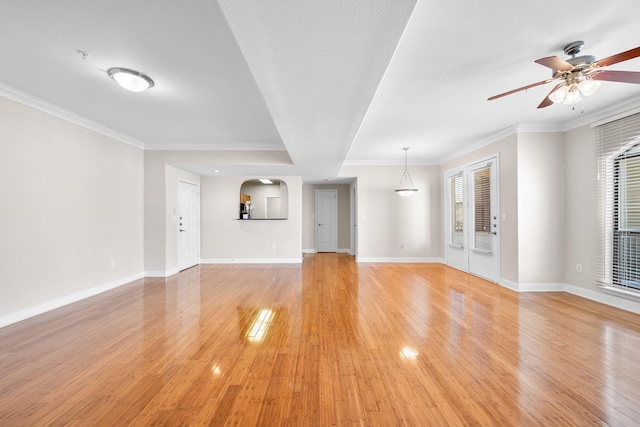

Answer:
[445,170,468,272]
[445,157,500,282]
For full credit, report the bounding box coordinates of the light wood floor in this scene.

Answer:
[2,254,640,426]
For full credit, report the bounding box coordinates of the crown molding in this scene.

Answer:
[438,125,518,164]
[341,158,438,166]
[0,82,147,149]
[516,122,567,133]
[588,96,640,128]
[144,141,286,151]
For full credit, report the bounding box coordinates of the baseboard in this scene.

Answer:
[498,279,640,315]
[144,268,179,278]
[302,249,352,254]
[498,279,519,292]
[565,284,640,315]
[356,257,445,263]
[0,272,144,329]
[200,258,303,264]
[498,279,565,292]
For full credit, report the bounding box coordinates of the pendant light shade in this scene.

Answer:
[395,147,418,196]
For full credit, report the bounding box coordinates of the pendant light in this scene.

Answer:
[395,147,418,196]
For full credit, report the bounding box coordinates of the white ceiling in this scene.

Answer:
[1,0,640,182]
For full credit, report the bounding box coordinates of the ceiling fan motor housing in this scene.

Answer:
[564,40,585,56]
[567,55,596,68]
[553,54,597,81]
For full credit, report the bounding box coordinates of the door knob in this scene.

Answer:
[180,229,186,232]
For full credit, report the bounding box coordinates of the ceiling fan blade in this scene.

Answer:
[591,70,640,84]
[595,46,640,67]
[488,79,552,101]
[535,56,573,71]
[537,83,564,109]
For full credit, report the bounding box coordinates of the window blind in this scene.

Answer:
[595,112,640,294]
[450,173,464,247]
[473,166,492,252]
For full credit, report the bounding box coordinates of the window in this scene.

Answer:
[449,173,464,247]
[472,166,492,252]
[613,149,640,289]
[596,112,640,295]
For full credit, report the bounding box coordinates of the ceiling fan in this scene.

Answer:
[488,41,640,108]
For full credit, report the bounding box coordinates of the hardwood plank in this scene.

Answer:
[1,254,640,425]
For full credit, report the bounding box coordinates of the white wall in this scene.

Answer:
[201,175,302,262]
[0,96,144,326]
[517,132,566,285]
[339,164,441,261]
[564,125,598,290]
[144,150,291,274]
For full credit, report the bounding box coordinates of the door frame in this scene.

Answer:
[177,179,200,272]
[444,168,468,272]
[315,189,338,253]
[444,153,500,282]
[350,184,358,257]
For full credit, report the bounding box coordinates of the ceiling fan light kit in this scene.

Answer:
[488,41,640,109]
[395,147,418,196]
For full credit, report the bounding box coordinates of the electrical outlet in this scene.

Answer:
[576,263,582,273]
[400,244,404,249]
[272,244,276,251]
[111,259,116,269]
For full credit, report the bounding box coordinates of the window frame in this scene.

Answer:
[595,112,640,298]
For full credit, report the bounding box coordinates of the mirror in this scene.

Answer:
[239,179,288,220]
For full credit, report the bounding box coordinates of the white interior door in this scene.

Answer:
[178,181,200,271]
[266,196,281,219]
[316,189,338,253]
[445,157,500,282]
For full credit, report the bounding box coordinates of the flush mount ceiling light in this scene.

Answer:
[395,147,418,196]
[107,67,154,92]
[258,179,274,184]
